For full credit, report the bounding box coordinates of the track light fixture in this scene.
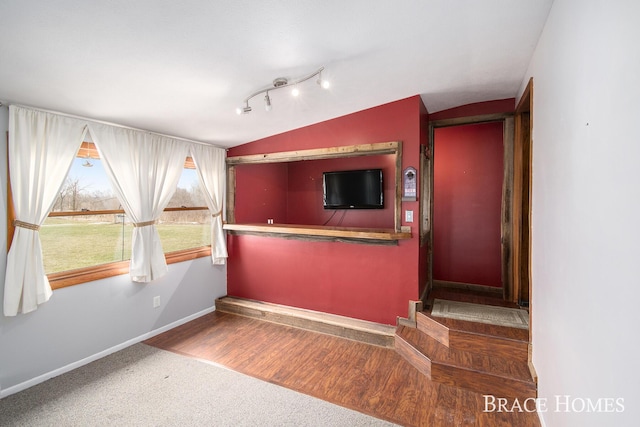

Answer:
[236,67,329,115]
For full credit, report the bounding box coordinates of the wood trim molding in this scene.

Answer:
[215,296,396,348]
[516,78,534,113]
[514,78,534,348]
[429,113,513,129]
[423,127,435,300]
[501,117,515,300]
[226,141,400,165]
[48,206,208,217]
[394,141,403,231]
[223,223,411,244]
[512,78,533,305]
[432,280,504,296]
[528,343,538,383]
[49,246,212,289]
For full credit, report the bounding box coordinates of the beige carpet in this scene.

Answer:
[0,343,397,427]
[431,299,529,329]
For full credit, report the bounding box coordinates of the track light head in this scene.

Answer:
[236,100,252,115]
[317,71,330,89]
[264,92,272,112]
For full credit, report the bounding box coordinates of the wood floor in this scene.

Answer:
[145,307,540,426]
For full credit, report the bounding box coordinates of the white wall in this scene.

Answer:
[0,106,227,396]
[521,1,640,426]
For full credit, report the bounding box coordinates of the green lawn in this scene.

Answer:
[40,219,210,274]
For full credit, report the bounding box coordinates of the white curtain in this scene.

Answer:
[190,144,228,264]
[90,123,189,282]
[4,106,87,316]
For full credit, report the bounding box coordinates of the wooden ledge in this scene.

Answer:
[215,296,396,348]
[223,223,411,244]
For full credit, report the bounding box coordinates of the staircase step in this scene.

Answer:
[417,312,529,360]
[215,296,395,348]
[395,325,536,398]
[395,327,432,378]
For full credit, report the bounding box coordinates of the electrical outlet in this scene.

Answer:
[405,210,414,223]
[153,296,161,308]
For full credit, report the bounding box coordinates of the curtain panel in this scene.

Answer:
[90,123,189,282]
[190,144,228,264]
[4,106,88,316]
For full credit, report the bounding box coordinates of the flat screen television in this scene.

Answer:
[323,169,383,209]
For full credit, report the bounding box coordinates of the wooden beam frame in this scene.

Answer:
[226,141,404,233]
[512,79,533,305]
[226,142,400,165]
[513,78,535,380]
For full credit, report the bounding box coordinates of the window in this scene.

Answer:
[8,142,212,289]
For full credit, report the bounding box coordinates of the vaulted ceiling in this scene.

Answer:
[0,1,553,148]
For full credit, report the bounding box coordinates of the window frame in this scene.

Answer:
[6,141,213,290]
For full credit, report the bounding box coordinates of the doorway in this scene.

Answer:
[422,90,533,310]
[432,122,504,290]
[424,113,515,301]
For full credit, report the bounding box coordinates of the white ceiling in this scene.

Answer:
[0,1,553,148]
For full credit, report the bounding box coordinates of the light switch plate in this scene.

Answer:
[405,210,414,223]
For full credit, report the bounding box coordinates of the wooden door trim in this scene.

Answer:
[512,79,533,305]
[514,78,534,364]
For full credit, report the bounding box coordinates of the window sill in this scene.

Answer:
[49,246,212,290]
[223,223,411,245]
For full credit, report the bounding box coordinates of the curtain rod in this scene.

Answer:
[0,100,224,149]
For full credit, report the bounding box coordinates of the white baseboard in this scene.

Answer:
[0,305,215,399]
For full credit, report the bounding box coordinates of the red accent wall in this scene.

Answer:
[227,96,425,325]
[286,155,395,228]
[433,122,504,287]
[234,163,288,224]
[429,98,515,121]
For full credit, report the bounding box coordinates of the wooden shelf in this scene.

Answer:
[223,223,411,244]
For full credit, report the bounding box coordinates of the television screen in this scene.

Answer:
[323,169,383,209]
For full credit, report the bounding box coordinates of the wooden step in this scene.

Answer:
[417,311,529,360]
[430,282,512,306]
[215,296,395,348]
[395,325,536,399]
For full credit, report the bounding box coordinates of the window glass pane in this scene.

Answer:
[167,167,207,207]
[41,210,210,274]
[41,215,132,274]
[52,157,118,212]
[42,155,210,277]
[157,210,211,253]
